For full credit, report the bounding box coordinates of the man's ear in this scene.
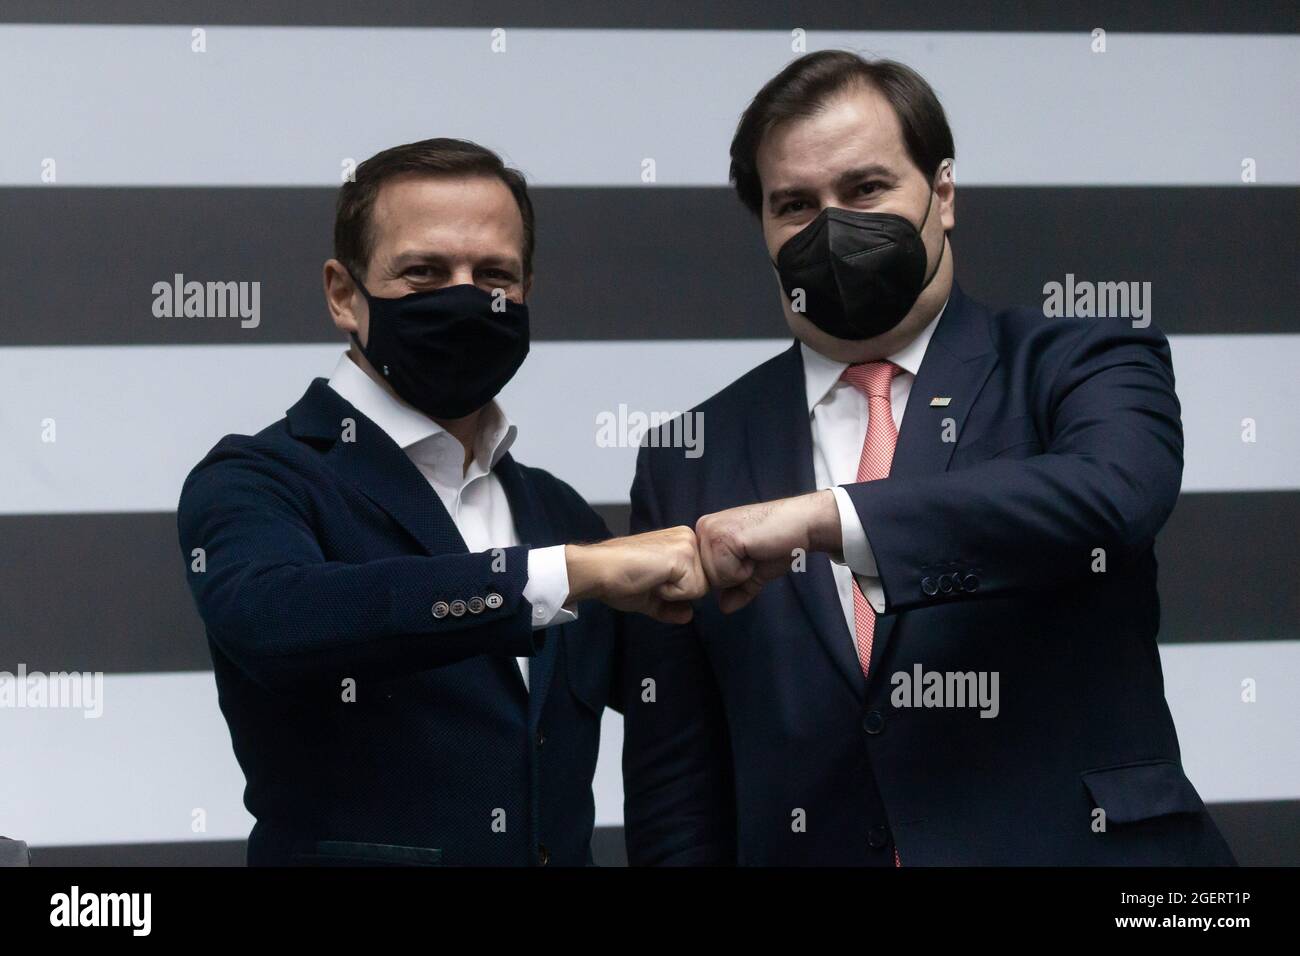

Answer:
[324,258,364,339]
[936,159,956,232]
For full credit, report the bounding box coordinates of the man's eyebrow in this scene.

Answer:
[388,251,449,271]
[832,164,896,190]
[386,250,523,275]
[475,253,522,270]
[766,185,812,210]
[767,164,898,210]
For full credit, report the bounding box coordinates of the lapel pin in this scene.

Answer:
[930,397,952,407]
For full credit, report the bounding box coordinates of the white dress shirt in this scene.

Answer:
[326,352,575,691]
[804,299,948,633]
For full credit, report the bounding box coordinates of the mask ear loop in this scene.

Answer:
[917,158,952,293]
[344,265,373,352]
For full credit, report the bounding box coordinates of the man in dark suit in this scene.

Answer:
[622,52,1236,865]
[178,138,705,866]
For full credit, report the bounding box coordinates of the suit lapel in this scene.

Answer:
[866,283,998,679]
[494,452,562,722]
[747,343,865,702]
[288,379,468,557]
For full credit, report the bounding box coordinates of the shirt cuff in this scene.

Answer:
[830,485,887,614]
[523,544,578,629]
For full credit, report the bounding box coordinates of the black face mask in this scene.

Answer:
[774,179,946,340]
[348,270,530,420]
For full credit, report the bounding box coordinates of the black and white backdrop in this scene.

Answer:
[1,2,1296,866]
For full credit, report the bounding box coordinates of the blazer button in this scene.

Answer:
[485,592,504,610]
[868,824,891,849]
[449,599,467,617]
[431,601,450,619]
[536,730,546,749]
[467,596,486,614]
[938,573,954,594]
[537,843,550,866]
[920,576,938,596]
[862,710,886,735]
[962,573,980,593]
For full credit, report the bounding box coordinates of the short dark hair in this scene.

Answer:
[334,137,535,278]
[729,51,956,216]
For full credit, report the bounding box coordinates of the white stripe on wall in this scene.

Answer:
[1,25,1296,186]
[0,335,1295,515]
[1166,335,1298,493]
[2,640,1296,846]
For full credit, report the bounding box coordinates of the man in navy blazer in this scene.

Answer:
[621,52,1236,866]
[178,138,705,866]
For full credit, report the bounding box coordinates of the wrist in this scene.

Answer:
[803,489,843,555]
[563,543,606,604]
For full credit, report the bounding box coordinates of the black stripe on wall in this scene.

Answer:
[4,0,1296,33]
[2,511,211,674]
[1157,492,1300,646]
[26,806,1300,866]
[6,186,1297,345]
[1,492,1294,675]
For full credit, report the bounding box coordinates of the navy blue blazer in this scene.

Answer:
[622,283,1235,866]
[177,378,618,866]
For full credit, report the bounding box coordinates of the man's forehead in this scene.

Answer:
[373,174,513,222]
[369,175,522,246]
[759,87,909,185]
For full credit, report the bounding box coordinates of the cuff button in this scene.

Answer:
[485,592,504,610]
[467,596,485,614]
[449,599,467,617]
[431,601,450,619]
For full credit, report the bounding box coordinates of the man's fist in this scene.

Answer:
[565,526,708,624]
[695,490,842,613]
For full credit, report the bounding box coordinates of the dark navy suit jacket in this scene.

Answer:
[622,283,1235,866]
[178,378,618,866]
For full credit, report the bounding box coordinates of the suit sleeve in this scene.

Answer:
[177,442,540,693]
[842,319,1184,612]
[620,442,737,865]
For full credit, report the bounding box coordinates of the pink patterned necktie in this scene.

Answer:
[840,360,904,868]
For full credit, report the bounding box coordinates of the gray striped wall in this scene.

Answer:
[2,6,1297,865]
